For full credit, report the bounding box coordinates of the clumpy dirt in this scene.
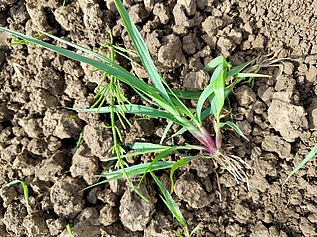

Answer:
[1,0,317,236]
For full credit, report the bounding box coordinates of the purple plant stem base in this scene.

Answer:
[189,126,218,156]
[199,126,216,149]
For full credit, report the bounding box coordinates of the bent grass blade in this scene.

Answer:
[283,144,317,186]
[150,172,190,237]
[4,180,31,214]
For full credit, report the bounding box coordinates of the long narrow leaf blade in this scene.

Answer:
[196,64,222,123]
[129,142,170,151]
[212,63,226,120]
[0,27,167,106]
[227,59,255,77]
[84,161,177,190]
[170,158,189,193]
[282,144,317,185]
[150,172,187,226]
[73,104,179,123]
[138,147,177,186]
[237,72,271,78]
[218,121,249,141]
[101,148,168,162]
[203,56,224,72]
[114,0,172,105]
[160,121,174,144]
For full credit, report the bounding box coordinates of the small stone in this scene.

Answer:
[252,34,265,49]
[50,177,85,219]
[236,120,252,136]
[18,118,43,138]
[275,75,296,91]
[128,4,150,23]
[268,100,308,142]
[70,142,99,185]
[282,62,294,75]
[202,16,224,36]
[178,0,196,15]
[119,181,156,231]
[234,204,251,224]
[217,36,235,57]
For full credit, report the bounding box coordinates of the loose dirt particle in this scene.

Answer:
[158,34,186,69]
[50,177,85,219]
[35,150,66,182]
[262,135,291,159]
[3,202,27,236]
[70,142,99,185]
[268,100,308,142]
[43,109,82,139]
[183,70,209,91]
[22,211,49,237]
[174,172,210,208]
[153,3,169,24]
[119,182,156,231]
[83,122,113,158]
[234,85,257,107]
[99,203,119,226]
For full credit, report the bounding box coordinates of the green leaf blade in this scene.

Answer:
[283,144,317,185]
[113,0,172,105]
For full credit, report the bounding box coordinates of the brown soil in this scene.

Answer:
[1,0,317,236]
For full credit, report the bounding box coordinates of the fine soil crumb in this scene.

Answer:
[35,150,67,182]
[174,172,210,208]
[158,34,186,69]
[99,203,119,226]
[50,177,85,219]
[3,202,27,236]
[262,135,291,159]
[183,70,209,91]
[268,99,308,142]
[119,181,156,231]
[70,142,99,185]
[22,211,49,237]
[83,122,114,158]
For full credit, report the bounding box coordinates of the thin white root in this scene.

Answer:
[213,149,252,190]
[254,48,292,80]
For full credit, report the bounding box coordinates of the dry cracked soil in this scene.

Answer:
[1,0,317,236]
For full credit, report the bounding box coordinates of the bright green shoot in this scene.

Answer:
[283,144,317,186]
[9,32,47,47]
[66,223,73,236]
[151,172,199,237]
[0,0,270,235]
[4,180,31,215]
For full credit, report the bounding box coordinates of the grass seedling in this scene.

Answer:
[4,180,31,215]
[0,0,270,235]
[282,143,317,186]
[66,223,73,236]
[9,32,46,47]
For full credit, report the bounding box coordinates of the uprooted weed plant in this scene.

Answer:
[0,0,272,236]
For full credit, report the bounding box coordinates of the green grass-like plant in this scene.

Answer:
[0,0,270,235]
[283,144,317,185]
[4,180,31,215]
[66,223,73,236]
